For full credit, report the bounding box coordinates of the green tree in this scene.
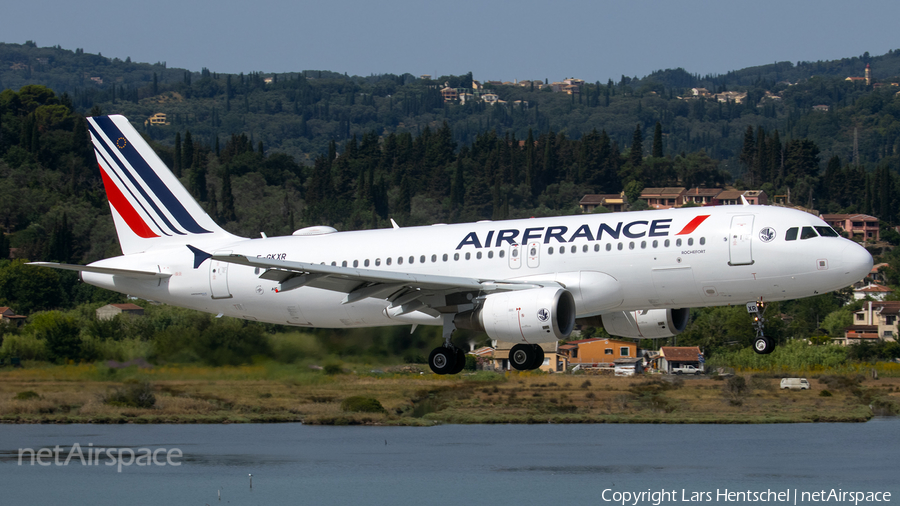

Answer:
[651,121,663,158]
[629,124,643,168]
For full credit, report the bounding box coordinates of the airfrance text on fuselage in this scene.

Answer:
[456,219,684,250]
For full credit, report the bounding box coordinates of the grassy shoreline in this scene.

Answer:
[0,363,896,425]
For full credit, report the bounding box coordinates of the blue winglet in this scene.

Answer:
[187,244,212,269]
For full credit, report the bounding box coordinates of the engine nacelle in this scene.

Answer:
[455,288,576,343]
[598,308,690,339]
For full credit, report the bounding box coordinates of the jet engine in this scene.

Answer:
[455,287,576,343]
[594,308,690,339]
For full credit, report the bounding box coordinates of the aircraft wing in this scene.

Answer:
[26,262,172,279]
[210,252,555,316]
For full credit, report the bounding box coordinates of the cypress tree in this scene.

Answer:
[182,131,194,170]
[221,166,236,222]
[174,132,182,176]
[652,121,664,158]
[629,124,643,168]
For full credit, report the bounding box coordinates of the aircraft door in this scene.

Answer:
[526,241,540,268]
[210,250,233,299]
[728,215,754,266]
[508,244,521,269]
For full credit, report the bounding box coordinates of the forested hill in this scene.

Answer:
[2,42,900,273]
[3,42,900,172]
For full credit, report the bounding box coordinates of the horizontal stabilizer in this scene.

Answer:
[26,262,171,279]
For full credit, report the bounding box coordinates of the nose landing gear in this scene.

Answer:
[747,299,774,355]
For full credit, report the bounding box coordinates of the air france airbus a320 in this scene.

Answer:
[31,115,873,374]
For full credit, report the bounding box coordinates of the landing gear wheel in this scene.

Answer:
[450,347,466,375]
[531,345,545,370]
[428,347,457,375]
[753,336,774,355]
[509,344,535,371]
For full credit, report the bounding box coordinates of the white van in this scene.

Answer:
[780,378,810,390]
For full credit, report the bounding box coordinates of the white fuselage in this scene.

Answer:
[82,205,873,330]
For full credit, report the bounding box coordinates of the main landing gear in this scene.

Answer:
[509,343,545,371]
[426,314,547,374]
[747,298,774,355]
[428,314,467,375]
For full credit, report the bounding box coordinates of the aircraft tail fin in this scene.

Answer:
[86,115,237,255]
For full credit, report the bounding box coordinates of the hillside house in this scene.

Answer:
[96,303,145,321]
[843,301,900,343]
[658,346,704,374]
[853,283,893,301]
[0,307,27,327]
[440,87,458,102]
[713,91,747,104]
[640,188,685,209]
[821,214,880,241]
[579,193,627,213]
[682,187,722,206]
[144,113,169,126]
[559,338,638,368]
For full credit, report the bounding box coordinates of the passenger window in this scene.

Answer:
[331,261,337,266]
[397,257,403,265]
[476,251,482,259]
[353,260,359,267]
[664,239,670,247]
[594,244,600,252]
[785,227,798,241]
[617,243,623,251]
[453,253,459,261]
[465,252,471,260]
[375,258,381,266]
[571,245,576,254]
[529,246,536,256]
[629,242,635,250]
[488,251,493,259]
[676,239,682,247]
[800,227,818,240]
[559,246,565,254]
[499,250,505,258]
[700,237,706,245]
[409,256,414,264]
[420,255,426,263]
[640,241,646,249]
[342,261,347,267]
[815,226,839,237]
[652,240,658,248]
[387,258,392,265]
[365,259,370,267]
[583,245,588,253]
[431,254,437,262]
[443,254,448,261]
[688,238,694,246]
[606,243,611,251]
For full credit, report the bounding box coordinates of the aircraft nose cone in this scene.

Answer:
[842,242,873,282]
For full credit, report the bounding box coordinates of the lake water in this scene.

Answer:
[1,419,897,506]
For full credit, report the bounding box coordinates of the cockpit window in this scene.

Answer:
[800,226,818,240]
[815,226,839,237]
[785,227,799,241]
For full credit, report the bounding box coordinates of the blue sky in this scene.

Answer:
[3,0,898,83]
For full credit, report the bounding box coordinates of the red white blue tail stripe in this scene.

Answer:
[88,116,212,237]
